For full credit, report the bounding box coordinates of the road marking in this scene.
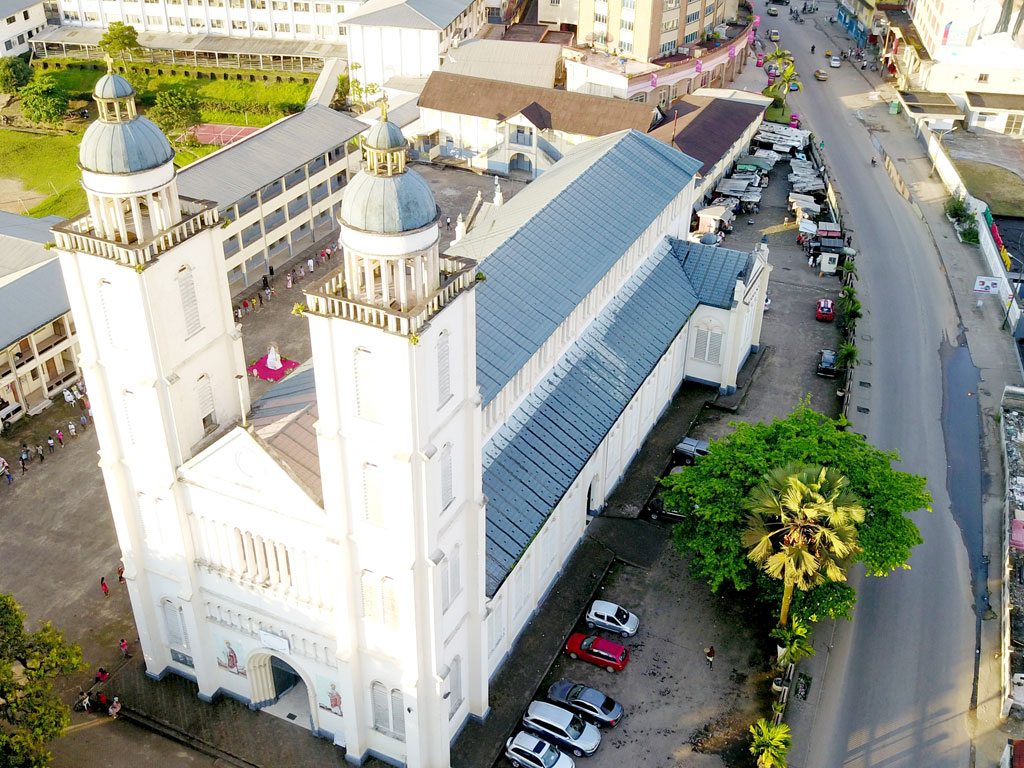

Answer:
[66,717,114,733]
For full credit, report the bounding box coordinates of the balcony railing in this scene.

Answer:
[35,332,69,356]
[52,196,219,268]
[46,368,79,393]
[304,255,478,337]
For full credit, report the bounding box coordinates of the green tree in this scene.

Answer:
[0,594,85,767]
[836,343,859,370]
[663,403,929,595]
[99,22,142,70]
[743,463,865,625]
[148,89,202,138]
[19,75,69,126]
[749,718,792,768]
[772,63,802,106]
[0,56,32,94]
[770,616,815,666]
[837,261,858,283]
[763,43,793,70]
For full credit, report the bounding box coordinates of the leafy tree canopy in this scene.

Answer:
[99,22,141,68]
[18,76,69,126]
[0,594,85,768]
[663,402,929,594]
[148,89,202,137]
[0,57,32,95]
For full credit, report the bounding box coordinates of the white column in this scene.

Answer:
[398,257,409,310]
[129,195,145,240]
[343,250,356,297]
[112,197,128,242]
[362,256,373,303]
[146,193,161,232]
[380,258,391,305]
[97,196,117,241]
[167,183,182,224]
[159,191,173,233]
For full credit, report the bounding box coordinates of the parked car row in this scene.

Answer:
[504,601,639,765]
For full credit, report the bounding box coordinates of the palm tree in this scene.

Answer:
[749,718,792,768]
[742,463,865,626]
[837,261,858,283]
[763,43,793,71]
[836,342,859,370]
[770,616,815,666]
[775,63,802,107]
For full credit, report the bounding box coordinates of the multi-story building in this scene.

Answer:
[882,0,1024,114]
[54,67,769,768]
[0,212,80,428]
[176,105,366,293]
[55,0,357,44]
[1,0,47,56]
[576,0,730,61]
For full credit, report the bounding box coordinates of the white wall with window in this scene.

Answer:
[1,0,46,57]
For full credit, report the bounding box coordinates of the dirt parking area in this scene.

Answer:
[495,546,771,768]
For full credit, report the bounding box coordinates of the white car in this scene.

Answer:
[830,56,841,68]
[505,731,575,768]
[586,600,640,637]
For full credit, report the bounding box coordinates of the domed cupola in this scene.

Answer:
[79,71,175,176]
[339,108,438,235]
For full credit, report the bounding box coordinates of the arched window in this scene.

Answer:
[161,599,189,649]
[440,442,454,509]
[437,330,451,405]
[353,347,377,420]
[177,265,202,337]
[371,682,406,740]
[195,374,216,431]
[693,324,723,364]
[448,655,463,718]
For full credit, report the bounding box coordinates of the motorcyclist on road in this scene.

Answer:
[871,157,878,166]
[811,45,816,54]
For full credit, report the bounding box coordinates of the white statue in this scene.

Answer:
[266,343,283,370]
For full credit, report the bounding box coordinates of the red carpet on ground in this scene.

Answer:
[248,355,299,382]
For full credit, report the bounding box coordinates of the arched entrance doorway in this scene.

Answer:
[509,153,532,173]
[249,652,317,732]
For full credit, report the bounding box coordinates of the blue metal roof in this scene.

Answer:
[454,130,703,407]
[0,259,70,349]
[674,241,754,309]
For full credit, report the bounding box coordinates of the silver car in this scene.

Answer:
[504,731,575,768]
[585,600,640,637]
[522,701,601,757]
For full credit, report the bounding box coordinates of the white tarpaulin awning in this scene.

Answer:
[697,205,737,224]
[798,219,818,234]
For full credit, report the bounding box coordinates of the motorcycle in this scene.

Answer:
[871,157,877,167]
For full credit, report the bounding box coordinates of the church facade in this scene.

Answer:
[55,72,769,768]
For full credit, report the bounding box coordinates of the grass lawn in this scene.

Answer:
[765,104,793,123]
[174,142,222,167]
[0,129,87,218]
[953,159,1024,216]
[39,62,310,126]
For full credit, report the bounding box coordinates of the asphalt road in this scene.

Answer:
[739,10,977,767]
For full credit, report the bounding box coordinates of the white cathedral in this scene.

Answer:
[55,72,770,768]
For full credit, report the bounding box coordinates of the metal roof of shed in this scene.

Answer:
[482,237,753,596]
[447,129,702,407]
[0,260,70,350]
[176,105,366,208]
[341,0,468,30]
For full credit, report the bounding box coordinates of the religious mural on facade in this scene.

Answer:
[317,676,343,716]
[214,634,248,677]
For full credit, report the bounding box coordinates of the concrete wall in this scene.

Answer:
[1,1,46,57]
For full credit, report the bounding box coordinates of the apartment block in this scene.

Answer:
[576,0,728,61]
[1,0,47,56]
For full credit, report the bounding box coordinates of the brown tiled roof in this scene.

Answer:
[649,95,766,175]
[418,71,662,136]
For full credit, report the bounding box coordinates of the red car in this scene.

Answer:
[815,298,835,322]
[566,634,629,672]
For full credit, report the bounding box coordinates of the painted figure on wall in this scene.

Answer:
[216,638,247,677]
[317,678,343,715]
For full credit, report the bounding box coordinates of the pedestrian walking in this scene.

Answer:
[18,456,26,474]
[257,292,263,307]
[68,421,77,438]
[80,414,88,431]
[36,444,44,462]
[119,638,132,658]
[108,697,122,719]
[243,300,249,315]
[262,274,270,290]
[47,436,54,453]
[307,257,315,273]
[298,265,305,280]
[56,429,64,447]
[446,216,452,231]
[3,466,11,485]
[264,287,272,302]
[20,445,30,465]
[101,577,109,597]
[117,565,125,584]
[705,646,715,669]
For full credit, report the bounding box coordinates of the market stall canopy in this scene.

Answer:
[798,218,818,234]
[697,204,737,224]
[736,155,774,171]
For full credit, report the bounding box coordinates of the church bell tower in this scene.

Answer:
[302,113,487,767]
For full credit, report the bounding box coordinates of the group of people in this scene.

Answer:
[75,688,122,719]
[1,383,91,486]
[283,243,338,290]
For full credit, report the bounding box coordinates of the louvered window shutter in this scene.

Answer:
[371,683,389,729]
[363,463,383,525]
[694,327,709,360]
[177,268,201,337]
[450,545,461,598]
[390,689,406,740]
[163,601,184,647]
[382,577,400,631]
[437,332,451,403]
[361,571,381,622]
[708,331,723,364]
[440,443,453,508]
[196,375,215,422]
[449,656,462,717]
